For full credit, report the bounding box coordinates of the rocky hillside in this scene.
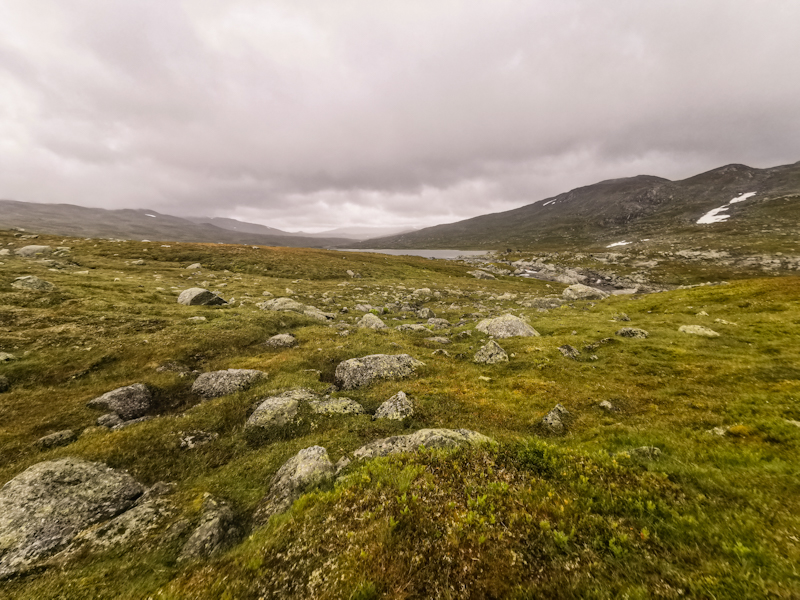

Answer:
[354,161,800,250]
[1,229,799,599]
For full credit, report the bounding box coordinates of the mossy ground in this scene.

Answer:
[1,230,799,599]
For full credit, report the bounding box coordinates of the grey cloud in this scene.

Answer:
[1,0,799,230]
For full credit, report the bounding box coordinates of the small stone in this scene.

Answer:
[416,307,435,319]
[111,416,154,431]
[625,446,662,460]
[34,430,77,450]
[613,313,631,322]
[541,404,570,434]
[474,340,509,364]
[426,336,450,344]
[707,426,728,436]
[87,384,152,421]
[599,400,616,412]
[15,245,52,257]
[615,327,649,339]
[468,270,496,280]
[353,429,493,460]
[357,313,387,330]
[679,325,720,337]
[179,431,219,449]
[263,333,297,348]
[561,284,609,301]
[374,391,414,420]
[558,345,580,359]
[187,316,207,322]
[396,324,431,332]
[427,318,451,330]
[185,263,202,270]
[308,397,365,415]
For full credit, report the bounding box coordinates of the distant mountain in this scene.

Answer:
[313,225,417,240]
[350,161,800,250]
[185,216,302,237]
[180,217,413,240]
[0,201,349,247]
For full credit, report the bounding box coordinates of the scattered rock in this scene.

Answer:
[714,318,737,326]
[131,259,145,265]
[335,354,424,390]
[374,391,414,420]
[0,353,16,363]
[0,458,144,579]
[178,494,239,562]
[520,297,565,309]
[179,431,219,449]
[357,313,387,330]
[11,276,55,292]
[86,383,152,421]
[34,430,77,450]
[468,270,496,280]
[426,336,451,345]
[308,397,365,415]
[260,297,335,322]
[396,324,430,332]
[15,245,52,257]
[253,446,335,525]
[541,404,570,434]
[427,318,451,330]
[334,456,351,475]
[185,263,202,270]
[474,340,509,364]
[476,314,539,338]
[97,413,123,428]
[416,307,435,319]
[0,375,9,393]
[187,316,207,322]
[192,369,266,399]
[562,284,609,301]
[263,333,297,348]
[679,325,720,337]
[624,446,662,460]
[111,416,154,431]
[616,327,649,339]
[558,345,580,359]
[707,426,728,436]
[177,288,227,306]
[599,400,617,412]
[613,313,631,322]
[353,428,493,460]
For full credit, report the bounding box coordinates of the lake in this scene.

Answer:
[338,249,489,260]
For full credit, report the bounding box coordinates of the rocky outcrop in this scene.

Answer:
[561,284,609,301]
[476,314,539,338]
[353,429,493,460]
[374,391,414,420]
[177,288,227,306]
[357,313,387,330]
[474,340,509,364]
[179,494,239,562]
[679,325,720,337]
[252,446,335,526]
[192,369,266,399]
[335,354,424,390]
[263,333,297,348]
[0,458,144,579]
[86,383,153,421]
[616,327,649,339]
[11,276,55,291]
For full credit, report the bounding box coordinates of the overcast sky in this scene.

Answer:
[1,1,799,232]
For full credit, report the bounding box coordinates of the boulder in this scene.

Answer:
[0,375,9,393]
[561,284,609,301]
[252,446,335,525]
[474,340,509,364]
[192,369,266,399]
[34,430,77,450]
[0,353,15,363]
[427,318,451,330]
[86,384,152,421]
[261,297,306,313]
[97,413,123,428]
[426,336,450,345]
[177,288,227,306]
[396,324,430,332]
[374,391,414,420]
[15,245,51,257]
[616,327,649,339]
[308,397,365,415]
[263,333,297,348]
[541,404,570,434]
[468,270,496,280]
[679,325,720,337]
[335,354,424,390]
[0,458,144,579]
[476,314,539,338]
[245,396,301,434]
[178,494,239,562]
[303,307,336,322]
[185,263,202,270]
[11,276,55,292]
[353,429,493,461]
[558,345,580,359]
[416,307,435,319]
[520,297,565,309]
[357,313,387,330]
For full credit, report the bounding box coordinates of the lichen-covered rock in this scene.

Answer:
[426,336,450,345]
[263,333,297,348]
[0,375,9,393]
[416,307,435,319]
[252,446,335,526]
[558,345,580,359]
[177,288,227,306]
[335,354,424,390]
[0,458,144,579]
[679,325,720,337]
[34,430,77,450]
[396,324,430,332]
[86,383,152,421]
[374,391,414,420]
[616,327,649,339]
[562,284,609,301]
[541,404,570,434]
[474,340,509,364]
[192,369,266,399]
[308,397,365,415]
[427,318,451,330]
[260,297,307,313]
[245,395,302,433]
[357,313,387,330]
[353,429,493,460]
[476,314,539,338]
[178,494,239,562]
[11,276,55,291]
[15,245,52,257]
[97,413,123,428]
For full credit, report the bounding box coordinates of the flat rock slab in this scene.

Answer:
[562,284,609,301]
[476,314,539,338]
[253,446,335,526]
[474,340,508,364]
[11,276,55,292]
[87,383,152,421]
[15,245,52,257]
[335,354,424,390]
[353,428,493,461]
[0,458,144,579]
[374,391,414,420]
[192,369,266,399]
[35,430,77,450]
[177,288,227,306]
[679,325,720,337]
[263,333,297,348]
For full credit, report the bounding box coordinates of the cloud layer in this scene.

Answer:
[1,0,799,231]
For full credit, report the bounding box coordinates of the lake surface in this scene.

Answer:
[339,249,489,260]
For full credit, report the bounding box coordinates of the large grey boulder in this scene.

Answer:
[476,314,539,338]
[374,391,414,420]
[0,376,9,393]
[353,429,493,461]
[263,333,297,348]
[679,325,720,337]
[86,383,152,421]
[616,327,649,339]
[15,245,51,257]
[541,404,570,434]
[252,446,335,526]
[474,340,509,364]
[562,284,609,301]
[335,354,424,390]
[357,313,387,330]
[178,494,239,562]
[177,288,227,306]
[11,276,55,292]
[309,397,365,415]
[0,458,144,579]
[192,369,266,399]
